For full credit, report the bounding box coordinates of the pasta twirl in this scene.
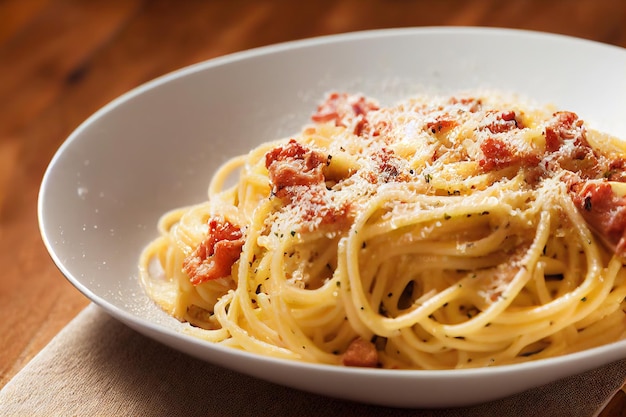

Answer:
[139,92,626,369]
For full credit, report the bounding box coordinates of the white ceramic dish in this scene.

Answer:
[38,27,626,408]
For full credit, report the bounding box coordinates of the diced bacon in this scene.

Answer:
[311,92,379,135]
[265,139,326,196]
[318,203,352,226]
[370,120,391,137]
[342,337,379,368]
[501,111,516,121]
[606,158,626,182]
[351,96,378,116]
[311,93,379,123]
[569,180,626,256]
[183,218,244,285]
[293,188,352,228]
[478,136,541,174]
[425,118,458,134]
[370,147,411,183]
[265,139,352,229]
[449,96,482,112]
[544,111,585,153]
[483,111,524,134]
[479,138,519,171]
[544,112,604,179]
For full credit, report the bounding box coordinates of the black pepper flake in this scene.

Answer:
[584,196,592,211]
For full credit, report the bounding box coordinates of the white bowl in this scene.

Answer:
[38,27,626,408]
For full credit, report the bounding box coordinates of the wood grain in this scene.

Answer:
[0,0,624,414]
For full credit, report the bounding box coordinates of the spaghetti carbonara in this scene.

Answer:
[140,92,626,369]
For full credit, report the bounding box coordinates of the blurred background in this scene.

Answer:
[1,0,625,400]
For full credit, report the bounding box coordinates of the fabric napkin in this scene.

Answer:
[1,303,624,417]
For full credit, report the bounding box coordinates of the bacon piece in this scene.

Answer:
[369,147,411,183]
[311,92,379,135]
[293,188,352,228]
[479,135,541,174]
[311,93,379,124]
[426,118,458,134]
[265,139,326,196]
[544,111,586,153]
[479,138,519,172]
[544,112,604,179]
[570,180,626,256]
[305,195,352,227]
[183,219,244,285]
[342,337,379,368]
[606,158,626,182]
[449,97,482,112]
[265,140,352,228]
[483,111,524,134]
[370,120,390,137]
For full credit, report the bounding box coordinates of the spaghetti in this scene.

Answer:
[139,92,626,369]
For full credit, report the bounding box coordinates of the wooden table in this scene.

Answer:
[1,0,624,414]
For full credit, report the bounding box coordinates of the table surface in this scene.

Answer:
[1,0,625,414]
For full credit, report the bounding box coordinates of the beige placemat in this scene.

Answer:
[1,303,624,417]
